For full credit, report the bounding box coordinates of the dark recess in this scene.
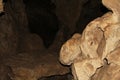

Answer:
[25,0,59,48]
[24,0,108,47]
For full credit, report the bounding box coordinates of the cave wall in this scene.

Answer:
[0,0,108,56]
[0,0,110,80]
[25,0,59,47]
[0,0,29,79]
[24,0,107,48]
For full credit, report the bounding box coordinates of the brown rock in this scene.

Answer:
[0,0,28,56]
[0,59,12,80]
[19,34,46,53]
[5,52,69,80]
[0,12,18,57]
[52,0,88,33]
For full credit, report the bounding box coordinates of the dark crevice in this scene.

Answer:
[76,0,109,33]
[25,0,59,48]
[3,0,8,3]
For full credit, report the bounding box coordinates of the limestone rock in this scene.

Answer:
[0,0,3,12]
[0,0,29,79]
[0,0,29,56]
[107,47,120,65]
[71,58,102,80]
[60,33,81,65]
[38,73,72,80]
[59,0,120,80]
[92,63,120,80]
[0,60,12,80]
[0,1,69,80]
[5,52,69,80]
[76,0,104,33]
[53,0,88,33]
[0,10,18,57]
[19,34,46,53]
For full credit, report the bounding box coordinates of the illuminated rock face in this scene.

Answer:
[60,0,120,80]
[0,0,3,12]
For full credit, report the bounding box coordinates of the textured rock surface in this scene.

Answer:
[60,33,81,65]
[0,59,12,80]
[92,61,120,80]
[5,52,69,80]
[38,73,72,80]
[53,0,85,32]
[0,0,29,79]
[0,0,3,12]
[1,0,120,80]
[19,33,46,53]
[60,0,120,80]
[0,0,69,80]
[0,0,29,57]
[53,0,106,34]
[52,0,88,33]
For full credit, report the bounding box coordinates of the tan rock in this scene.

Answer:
[59,0,120,80]
[71,58,102,80]
[0,0,3,12]
[102,0,120,21]
[92,63,120,80]
[80,19,104,59]
[60,33,81,65]
[107,47,120,65]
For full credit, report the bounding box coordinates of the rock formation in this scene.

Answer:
[0,0,3,12]
[52,0,88,34]
[1,0,119,80]
[0,0,69,80]
[5,52,69,80]
[60,0,120,80]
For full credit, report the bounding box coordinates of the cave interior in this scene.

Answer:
[0,0,109,80]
